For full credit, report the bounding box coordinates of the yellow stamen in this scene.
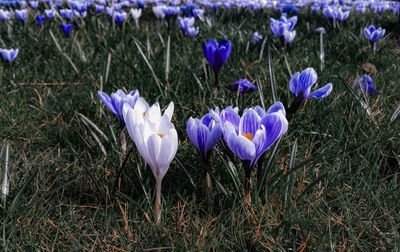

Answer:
[157,133,164,138]
[243,133,253,141]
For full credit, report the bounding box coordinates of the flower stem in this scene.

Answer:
[154,177,162,225]
[372,42,376,57]
[319,32,325,72]
[205,171,212,206]
[214,71,219,88]
[244,168,252,205]
[119,130,127,153]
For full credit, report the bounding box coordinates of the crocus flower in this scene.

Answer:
[59,9,74,20]
[289,67,333,102]
[152,5,166,19]
[221,102,288,170]
[0,48,19,63]
[178,17,199,38]
[323,6,350,22]
[203,38,232,87]
[124,98,177,225]
[15,9,28,22]
[130,8,142,27]
[186,108,222,162]
[28,1,38,9]
[358,74,378,96]
[98,89,139,127]
[270,15,297,46]
[114,10,127,24]
[95,4,105,13]
[270,15,297,37]
[364,25,385,43]
[0,9,12,21]
[60,23,73,36]
[251,32,263,44]
[124,99,177,181]
[45,9,56,19]
[36,14,45,27]
[228,79,257,94]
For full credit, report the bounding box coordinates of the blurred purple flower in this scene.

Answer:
[251,32,263,44]
[60,23,73,36]
[15,9,28,22]
[228,79,257,94]
[0,48,19,63]
[36,14,45,27]
[358,74,378,96]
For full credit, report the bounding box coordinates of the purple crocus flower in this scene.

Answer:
[95,4,105,13]
[186,108,222,162]
[178,17,199,38]
[289,67,333,102]
[228,79,257,94]
[59,9,74,20]
[221,102,288,170]
[203,38,232,74]
[36,14,45,27]
[364,25,386,43]
[358,74,378,96]
[0,48,19,63]
[0,9,12,21]
[60,23,73,36]
[114,10,128,24]
[270,15,297,37]
[270,15,297,45]
[323,6,350,22]
[251,32,263,44]
[98,89,140,127]
[28,1,39,9]
[45,9,56,19]
[15,9,28,22]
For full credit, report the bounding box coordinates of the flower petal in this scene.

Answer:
[266,101,286,116]
[146,133,162,177]
[224,122,255,161]
[299,67,318,91]
[221,106,240,132]
[239,109,260,137]
[98,91,116,115]
[306,83,333,99]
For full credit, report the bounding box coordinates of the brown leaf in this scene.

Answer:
[362,63,378,75]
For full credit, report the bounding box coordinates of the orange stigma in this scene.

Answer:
[243,133,253,141]
[157,133,164,138]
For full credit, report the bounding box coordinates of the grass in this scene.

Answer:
[0,9,399,250]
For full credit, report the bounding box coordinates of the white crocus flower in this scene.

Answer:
[130,8,142,27]
[123,98,177,224]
